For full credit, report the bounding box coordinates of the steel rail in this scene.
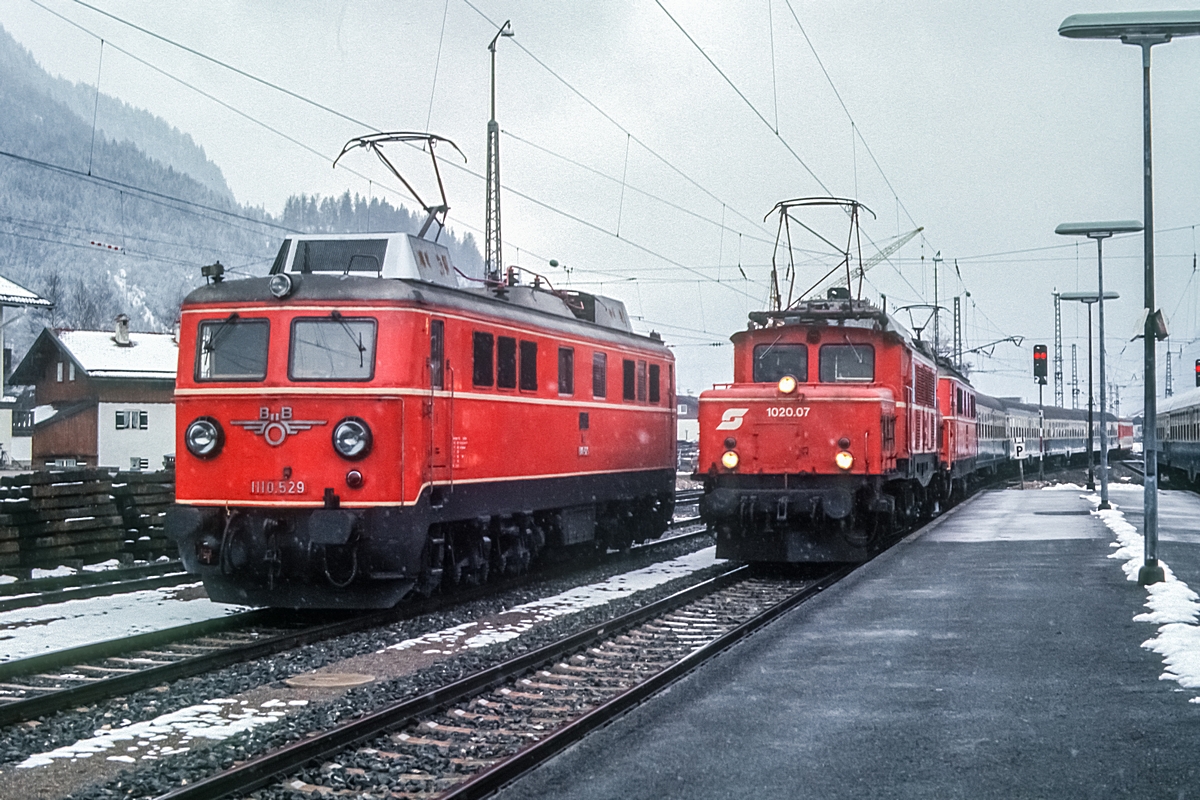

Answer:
[0,572,193,614]
[149,565,757,800]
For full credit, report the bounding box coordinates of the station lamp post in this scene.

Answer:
[1056,221,1140,509]
[1059,12,1200,584]
[1059,290,1121,499]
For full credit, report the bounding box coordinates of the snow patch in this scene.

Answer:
[1091,493,1200,698]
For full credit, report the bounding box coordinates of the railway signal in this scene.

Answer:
[1195,359,1199,387]
[1033,345,1048,385]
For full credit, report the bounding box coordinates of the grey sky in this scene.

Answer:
[5,0,1200,407]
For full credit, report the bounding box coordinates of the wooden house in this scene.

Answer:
[10,316,178,470]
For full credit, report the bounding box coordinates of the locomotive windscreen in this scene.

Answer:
[289,317,377,380]
[819,344,875,382]
[753,343,808,383]
[196,318,269,381]
[291,239,388,273]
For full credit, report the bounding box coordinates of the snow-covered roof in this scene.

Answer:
[55,330,178,380]
[0,275,51,308]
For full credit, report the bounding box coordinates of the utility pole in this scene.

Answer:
[1054,292,1064,406]
[953,296,962,369]
[1071,343,1080,409]
[484,20,514,284]
[932,252,941,357]
[1165,341,1173,397]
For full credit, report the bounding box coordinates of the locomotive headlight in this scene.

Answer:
[268,272,295,299]
[721,450,740,470]
[332,417,372,460]
[777,375,798,394]
[834,450,854,471]
[185,417,223,459]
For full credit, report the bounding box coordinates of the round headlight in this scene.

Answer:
[720,450,740,470]
[777,375,798,394]
[332,417,372,460]
[185,417,223,459]
[835,450,854,471]
[268,272,294,299]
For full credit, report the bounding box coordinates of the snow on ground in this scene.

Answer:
[1086,487,1200,700]
[16,698,309,769]
[0,584,248,663]
[390,547,724,654]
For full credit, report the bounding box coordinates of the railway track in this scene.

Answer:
[150,564,848,800]
[0,513,711,729]
[0,560,190,614]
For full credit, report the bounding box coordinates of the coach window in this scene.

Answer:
[649,364,661,403]
[497,336,517,389]
[558,347,574,395]
[819,344,874,383]
[472,332,494,387]
[520,341,538,391]
[290,316,377,381]
[430,320,444,389]
[753,343,807,383]
[623,359,636,401]
[593,352,607,398]
[197,317,269,381]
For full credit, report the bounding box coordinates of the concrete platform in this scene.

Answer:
[494,484,1200,799]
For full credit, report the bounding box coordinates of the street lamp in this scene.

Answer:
[1056,221,1140,509]
[1059,11,1200,585]
[1059,289,1121,499]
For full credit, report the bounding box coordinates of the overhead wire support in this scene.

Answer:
[485,19,514,282]
[1054,291,1064,406]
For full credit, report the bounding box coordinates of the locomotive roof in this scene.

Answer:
[182,273,668,352]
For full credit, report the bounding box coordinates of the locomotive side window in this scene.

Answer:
[520,341,538,391]
[289,317,377,381]
[649,364,661,403]
[623,359,636,401]
[558,347,574,395]
[430,320,444,390]
[819,344,874,383]
[472,332,494,386]
[636,360,647,402]
[593,352,607,398]
[753,343,807,383]
[497,336,517,389]
[196,317,269,381]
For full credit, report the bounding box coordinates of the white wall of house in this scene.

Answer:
[96,401,175,470]
[9,434,30,466]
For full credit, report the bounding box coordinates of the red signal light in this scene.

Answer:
[1195,359,1199,387]
[1033,345,1048,385]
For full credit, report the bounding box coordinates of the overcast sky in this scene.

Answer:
[6,0,1200,407]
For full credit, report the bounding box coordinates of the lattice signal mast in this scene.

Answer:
[485,20,514,284]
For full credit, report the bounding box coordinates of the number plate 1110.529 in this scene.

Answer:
[250,480,306,495]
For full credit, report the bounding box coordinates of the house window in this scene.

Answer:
[130,457,149,471]
[56,362,63,382]
[69,362,75,381]
[116,410,149,430]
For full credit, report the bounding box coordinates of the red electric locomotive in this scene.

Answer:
[166,230,676,608]
[166,135,675,609]
[697,290,966,561]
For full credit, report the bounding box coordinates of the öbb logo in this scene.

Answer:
[715,408,749,431]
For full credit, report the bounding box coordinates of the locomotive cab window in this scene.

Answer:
[753,343,807,383]
[558,347,574,395]
[520,341,538,391]
[819,344,874,383]
[593,352,607,398]
[196,317,269,381]
[290,316,377,381]
[472,332,494,387]
[497,336,517,389]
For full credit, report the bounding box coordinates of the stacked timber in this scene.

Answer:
[0,469,178,570]
[111,470,176,557]
[0,470,125,567]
